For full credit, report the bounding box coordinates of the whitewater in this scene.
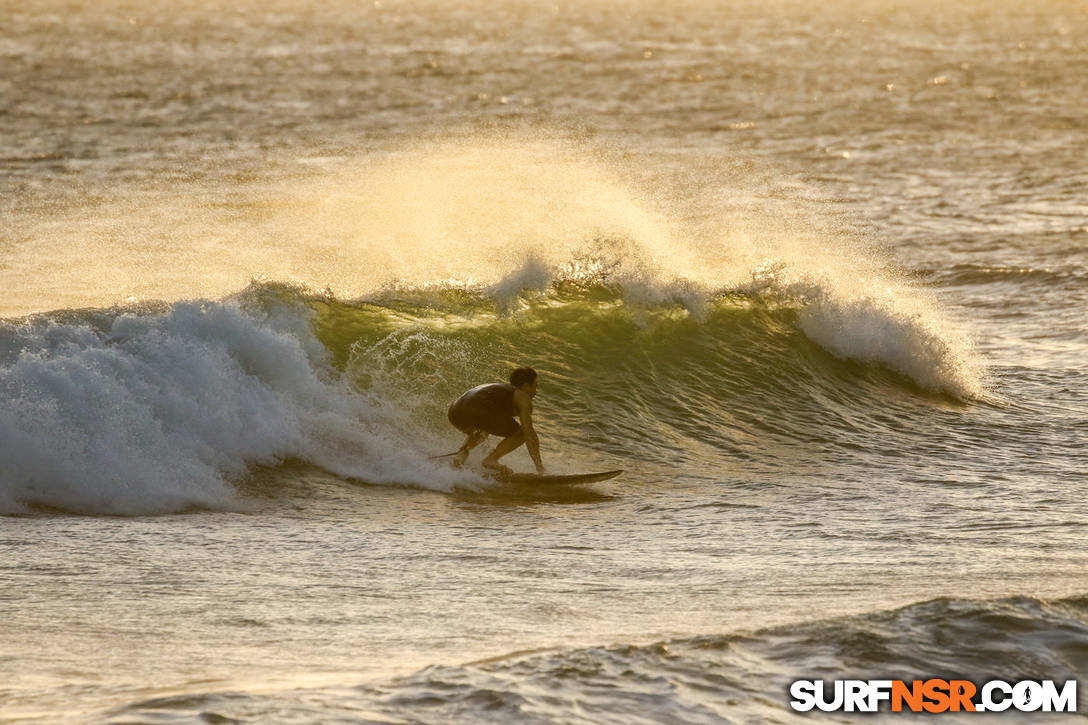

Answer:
[2,0,1087,721]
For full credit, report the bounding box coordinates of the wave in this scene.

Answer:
[0,268,981,515]
[100,594,1088,723]
[1,138,986,515]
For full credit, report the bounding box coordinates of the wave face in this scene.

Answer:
[0,274,982,514]
[101,594,1088,723]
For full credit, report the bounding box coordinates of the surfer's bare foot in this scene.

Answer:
[481,459,513,476]
[452,448,469,468]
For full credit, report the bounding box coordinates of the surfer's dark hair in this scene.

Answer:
[509,367,537,388]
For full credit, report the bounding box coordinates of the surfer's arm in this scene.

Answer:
[515,392,544,473]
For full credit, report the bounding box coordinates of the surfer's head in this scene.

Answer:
[510,366,538,396]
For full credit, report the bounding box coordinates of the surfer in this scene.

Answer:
[447,367,544,475]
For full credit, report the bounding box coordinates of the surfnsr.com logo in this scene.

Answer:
[789,679,1077,713]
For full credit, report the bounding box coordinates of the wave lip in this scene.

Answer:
[797,281,983,399]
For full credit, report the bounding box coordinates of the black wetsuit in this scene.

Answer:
[447,383,520,438]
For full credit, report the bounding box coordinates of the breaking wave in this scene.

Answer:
[0,268,980,515]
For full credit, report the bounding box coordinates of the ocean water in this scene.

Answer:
[2,0,1087,722]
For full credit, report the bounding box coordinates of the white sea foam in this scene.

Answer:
[0,298,469,515]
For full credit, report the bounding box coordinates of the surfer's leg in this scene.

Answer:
[482,430,525,474]
[453,430,488,467]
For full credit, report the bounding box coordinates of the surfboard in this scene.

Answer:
[487,469,623,486]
